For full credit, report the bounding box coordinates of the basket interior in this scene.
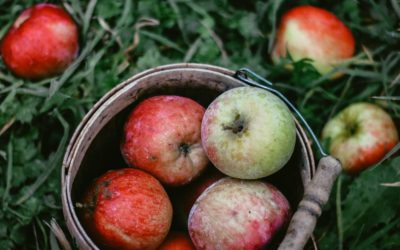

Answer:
[66,67,312,248]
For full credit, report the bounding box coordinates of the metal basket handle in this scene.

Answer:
[234,68,343,250]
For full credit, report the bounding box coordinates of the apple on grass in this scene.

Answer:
[80,168,173,250]
[201,86,296,179]
[1,3,79,80]
[271,5,355,78]
[188,178,291,250]
[322,102,399,174]
[121,95,209,186]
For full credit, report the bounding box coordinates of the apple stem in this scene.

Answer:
[278,156,342,250]
[222,118,246,134]
[234,68,328,157]
[179,143,191,156]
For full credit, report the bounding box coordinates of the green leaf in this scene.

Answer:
[10,224,26,245]
[338,157,400,248]
[238,13,261,41]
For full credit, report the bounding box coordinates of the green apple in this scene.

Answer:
[322,102,399,174]
[201,86,296,179]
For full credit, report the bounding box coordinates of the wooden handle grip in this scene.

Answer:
[278,155,342,250]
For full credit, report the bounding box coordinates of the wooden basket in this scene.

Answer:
[61,63,319,249]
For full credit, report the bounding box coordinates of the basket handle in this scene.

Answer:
[233,68,343,249]
[278,155,342,250]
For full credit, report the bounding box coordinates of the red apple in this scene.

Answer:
[322,102,399,174]
[188,178,291,250]
[121,95,209,186]
[80,168,173,250]
[1,3,78,80]
[201,87,296,179]
[271,5,355,78]
[173,168,225,227]
[158,231,195,250]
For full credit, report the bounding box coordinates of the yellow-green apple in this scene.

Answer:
[1,3,79,80]
[201,87,296,179]
[271,5,355,78]
[80,168,173,250]
[121,95,209,186]
[188,178,290,249]
[322,102,399,174]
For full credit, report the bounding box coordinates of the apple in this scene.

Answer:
[158,231,195,250]
[121,95,209,186]
[1,3,79,80]
[201,86,296,179]
[80,168,173,250]
[271,5,355,78]
[172,167,225,227]
[322,102,399,174]
[188,178,291,250]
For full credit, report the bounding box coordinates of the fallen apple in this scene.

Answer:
[1,3,79,80]
[158,231,195,250]
[322,102,399,174]
[80,168,173,250]
[188,178,291,250]
[271,5,355,78]
[121,95,209,186]
[201,86,296,179]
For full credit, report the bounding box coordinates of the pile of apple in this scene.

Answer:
[79,87,296,250]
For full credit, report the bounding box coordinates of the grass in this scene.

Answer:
[0,0,399,249]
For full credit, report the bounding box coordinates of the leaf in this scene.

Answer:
[15,97,40,123]
[341,157,400,246]
[0,240,14,250]
[238,13,261,41]
[10,224,26,245]
[94,1,122,19]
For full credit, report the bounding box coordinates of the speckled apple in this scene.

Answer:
[1,3,79,80]
[188,178,291,250]
[80,168,173,250]
[271,5,355,78]
[201,87,296,179]
[121,95,209,186]
[322,102,399,174]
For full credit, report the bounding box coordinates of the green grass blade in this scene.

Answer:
[48,30,105,97]
[13,110,69,206]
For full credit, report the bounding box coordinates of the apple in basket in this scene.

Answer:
[121,95,209,186]
[188,178,291,250]
[1,3,79,80]
[322,102,399,174]
[158,231,195,250]
[201,86,296,179]
[79,168,173,249]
